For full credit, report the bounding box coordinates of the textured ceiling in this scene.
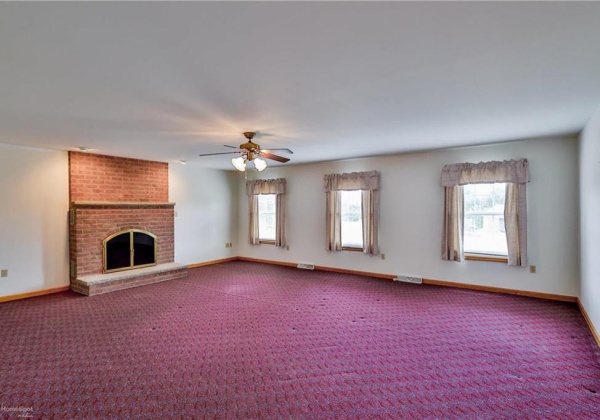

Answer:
[1,2,600,169]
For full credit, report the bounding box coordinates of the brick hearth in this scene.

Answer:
[71,262,188,296]
[68,152,187,295]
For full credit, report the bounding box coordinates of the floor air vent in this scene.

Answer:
[394,274,423,284]
[297,262,315,270]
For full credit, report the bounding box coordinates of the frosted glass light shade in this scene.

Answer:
[253,157,268,172]
[231,156,247,171]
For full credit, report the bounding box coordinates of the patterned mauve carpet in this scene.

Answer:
[1,261,599,419]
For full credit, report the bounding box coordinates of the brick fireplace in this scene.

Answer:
[68,152,187,296]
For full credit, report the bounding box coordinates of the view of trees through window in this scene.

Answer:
[340,190,363,248]
[258,194,276,241]
[463,183,508,255]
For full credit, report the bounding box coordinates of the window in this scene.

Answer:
[463,183,507,257]
[441,159,528,266]
[257,194,276,242]
[340,190,363,248]
[324,171,379,254]
[246,178,286,247]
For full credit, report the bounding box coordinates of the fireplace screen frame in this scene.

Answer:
[102,229,157,274]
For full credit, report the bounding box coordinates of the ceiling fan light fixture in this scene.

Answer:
[231,156,247,171]
[253,157,268,172]
[199,131,292,169]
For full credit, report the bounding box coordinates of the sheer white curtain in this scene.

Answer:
[441,159,529,266]
[324,171,380,255]
[246,178,286,247]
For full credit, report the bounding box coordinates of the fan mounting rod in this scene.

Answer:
[243,132,256,141]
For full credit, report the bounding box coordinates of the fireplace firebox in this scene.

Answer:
[103,229,157,273]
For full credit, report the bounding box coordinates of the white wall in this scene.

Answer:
[169,164,238,265]
[580,107,600,334]
[0,144,69,296]
[237,137,580,297]
[0,137,582,300]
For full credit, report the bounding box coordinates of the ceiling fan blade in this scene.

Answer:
[198,151,240,157]
[223,145,239,149]
[261,148,294,154]
[259,152,290,163]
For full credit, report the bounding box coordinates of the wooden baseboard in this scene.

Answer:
[578,299,600,349]
[238,256,395,280]
[187,257,239,269]
[314,265,396,280]
[236,257,576,302]
[0,285,71,303]
[238,257,396,280]
[423,278,578,303]
[237,256,297,268]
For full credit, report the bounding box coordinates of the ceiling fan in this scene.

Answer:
[199,132,293,172]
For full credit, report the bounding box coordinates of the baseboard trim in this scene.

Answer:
[237,257,576,302]
[423,278,578,303]
[0,286,70,303]
[188,257,239,269]
[238,257,396,280]
[237,256,297,268]
[578,299,600,349]
[314,265,396,280]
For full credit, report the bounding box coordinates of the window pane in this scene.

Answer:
[341,190,363,248]
[463,183,508,255]
[258,194,276,241]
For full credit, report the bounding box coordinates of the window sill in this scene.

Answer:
[259,240,276,245]
[341,246,364,252]
[465,253,508,263]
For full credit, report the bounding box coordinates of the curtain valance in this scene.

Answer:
[441,159,529,187]
[323,171,379,192]
[246,178,286,196]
